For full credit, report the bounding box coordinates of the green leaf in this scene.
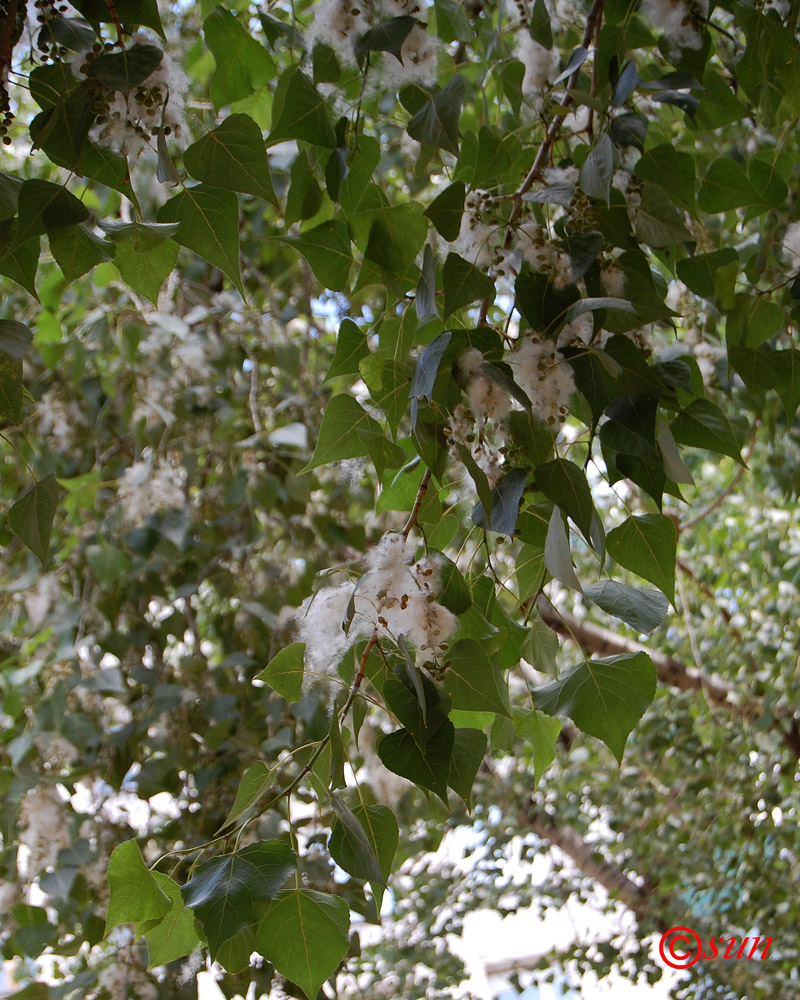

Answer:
[300,394,382,473]
[267,66,337,148]
[470,125,513,186]
[533,652,657,762]
[471,467,528,537]
[363,203,428,277]
[579,133,614,204]
[105,840,171,933]
[180,841,297,959]
[48,225,114,282]
[157,185,243,297]
[257,890,350,1000]
[204,7,275,109]
[410,331,451,423]
[9,474,61,570]
[329,795,387,885]
[281,220,352,292]
[98,220,180,252]
[416,243,437,321]
[407,75,465,156]
[435,0,475,41]
[443,252,495,317]
[447,728,487,806]
[670,399,744,463]
[515,269,580,334]
[632,182,690,247]
[424,181,465,241]
[77,0,165,38]
[143,873,202,968]
[377,722,454,803]
[544,505,582,592]
[0,235,40,299]
[583,581,669,634]
[697,158,762,213]
[359,354,410,432]
[435,551,471,615]
[444,639,510,716]
[512,708,561,787]
[676,248,738,303]
[325,318,369,381]
[356,16,417,62]
[523,614,559,677]
[0,320,33,359]
[113,239,179,306]
[0,354,23,424]
[255,642,304,701]
[534,457,593,539]
[14,180,89,245]
[85,43,163,94]
[220,762,277,832]
[636,143,695,212]
[529,0,553,48]
[606,513,677,602]
[330,799,398,890]
[86,543,131,584]
[184,114,278,207]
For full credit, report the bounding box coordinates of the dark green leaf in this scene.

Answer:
[443,638,510,715]
[282,220,352,292]
[48,225,114,282]
[44,17,96,51]
[407,75,465,157]
[363,203,427,277]
[612,59,639,105]
[447,728,487,805]
[544,505,582,592]
[0,321,33,359]
[0,354,23,423]
[676,248,738,302]
[256,890,350,1000]
[636,143,695,212]
[670,399,744,463]
[697,158,762,213]
[529,0,553,48]
[14,180,89,246]
[184,114,278,206]
[356,16,417,62]
[606,512,677,602]
[535,457,593,539]
[515,269,580,334]
[325,318,369,381]
[579,133,614,203]
[632,182,690,247]
[144,873,202,968]
[410,331,451,424]
[181,841,296,959]
[583,581,669,634]
[300,394,382,474]
[267,67,337,148]
[329,795,386,885]
[377,722,454,803]
[423,181,465,240]
[443,252,495,317]
[157,184,243,296]
[553,46,589,84]
[533,651,657,762]
[9,474,61,569]
[85,43,163,94]
[98,220,180,251]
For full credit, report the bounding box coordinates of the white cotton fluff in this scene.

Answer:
[515,32,559,98]
[98,962,158,1000]
[515,223,572,287]
[305,0,370,66]
[510,336,575,426]
[452,190,498,268]
[36,387,86,452]
[599,265,627,297]
[83,39,188,157]
[377,24,440,89]
[295,533,457,674]
[19,784,72,876]
[117,461,186,526]
[781,222,800,269]
[640,0,706,53]
[458,349,512,421]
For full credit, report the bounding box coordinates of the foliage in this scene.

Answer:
[1,0,800,997]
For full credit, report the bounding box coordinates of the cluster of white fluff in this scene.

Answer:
[36,386,86,452]
[296,532,456,673]
[98,961,158,1000]
[510,336,575,426]
[71,33,188,157]
[445,402,506,486]
[305,0,370,66]
[458,348,512,422]
[515,32,559,99]
[19,784,72,876]
[599,264,627,297]
[640,0,707,54]
[782,221,800,270]
[376,23,440,89]
[515,222,573,286]
[117,460,186,526]
[23,572,62,629]
[34,732,80,772]
[452,189,499,268]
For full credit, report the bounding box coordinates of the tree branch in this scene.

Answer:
[538,600,800,760]
[402,468,432,540]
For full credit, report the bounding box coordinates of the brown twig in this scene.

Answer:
[0,0,21,81]
[402,468,432,540]
[100,0,124,44]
